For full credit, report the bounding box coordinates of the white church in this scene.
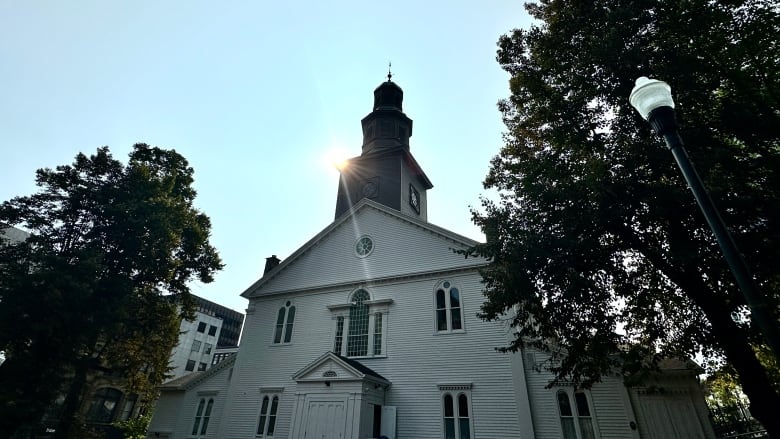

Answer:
[147,79,715,439]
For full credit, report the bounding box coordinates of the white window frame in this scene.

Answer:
[271,300,296,345]
[190,397,214,438]
[434,280,465,333]
[438,384,474,439]
[327,289,392,359]
[555,388,599,439]
[256,388,284,439]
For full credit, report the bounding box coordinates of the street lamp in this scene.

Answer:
[629,76,780,362]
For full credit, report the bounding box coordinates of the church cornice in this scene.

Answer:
[241,199,483,299]
[245,265,485,300]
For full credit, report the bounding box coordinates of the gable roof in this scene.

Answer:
[292,351,390,385]
[336,354,389,382]
[158,353,237,391]
[242,199,485,298]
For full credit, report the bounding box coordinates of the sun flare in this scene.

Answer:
[322,147,351,171]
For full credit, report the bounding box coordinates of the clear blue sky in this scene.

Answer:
[0,1,532,313]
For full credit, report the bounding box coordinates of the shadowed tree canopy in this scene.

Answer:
[0,144,223,438]
[471,0,780,435]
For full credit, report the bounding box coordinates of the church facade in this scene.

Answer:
[147,80,715,439]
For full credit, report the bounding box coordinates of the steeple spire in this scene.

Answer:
[387,62,392,82]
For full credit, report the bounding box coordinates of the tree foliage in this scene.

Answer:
[0,144,223,438]
[114,413,153,439]
[706,346,779,435]
[473,0,780,434]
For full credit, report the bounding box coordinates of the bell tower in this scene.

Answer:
[334,75,433,220]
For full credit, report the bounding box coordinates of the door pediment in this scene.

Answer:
[292,352,389,386]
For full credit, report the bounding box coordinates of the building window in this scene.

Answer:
[333,316,345,354]
[347,290,370,356]
[273,301,296,344]
[204,343,213,355]
[191,340,202,352]
[197,321,207,333]
[119,394,137,421]
[331,289,388,358]
[208,325,218,336]
[212,352,229,365]
[85,387,122,423]
[256,394,280,438]
[435,281,463,332]
[191,398,214,437]
[186,360,196,371]
[442,392,472,439]
[355,235,374,257]
[373,312,383,355]
[198,362,207,371]
[557,389,596,439]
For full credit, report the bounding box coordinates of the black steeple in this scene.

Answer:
[335,76,432,220]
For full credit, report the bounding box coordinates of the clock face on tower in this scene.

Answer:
[409,184,420,214]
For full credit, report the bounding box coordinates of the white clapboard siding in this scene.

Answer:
[628,371,716,439]
[522,350,637,439]
[589,376,637,438]
[247,202,484,296]
[219,267,523,438]
[146,393,184,436]
[148,362,233,439]
[149,200,712,439]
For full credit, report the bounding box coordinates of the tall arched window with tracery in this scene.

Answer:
[347,289,370,356]
[331,288,389,358]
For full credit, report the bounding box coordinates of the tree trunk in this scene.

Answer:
[54,358,90,439]
[701,302,780,438]
[631,226,780,437]
[672,272,780,438]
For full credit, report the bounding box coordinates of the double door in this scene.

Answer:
[302,399,346,439]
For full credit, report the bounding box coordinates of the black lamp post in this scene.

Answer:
[629,76,780,363]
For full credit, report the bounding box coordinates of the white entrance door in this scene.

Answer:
[303,400,346,439]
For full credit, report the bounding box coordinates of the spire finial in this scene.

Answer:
[387,62,392,82]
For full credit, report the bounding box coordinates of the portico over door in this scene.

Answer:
[290,352,391,439]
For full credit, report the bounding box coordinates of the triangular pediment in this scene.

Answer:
[292,352,389,385]
[242,200,486,298]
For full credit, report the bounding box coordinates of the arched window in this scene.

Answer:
[85,387,122,423]
[257,394,280,437]
[332,288,388,358]
[191,398,214,437]
[273,301,296,344]
[557,389,596,439]
[347,289,370,357]
[442,392,471,439]
[435,281,463,332]
[284,305,296,343]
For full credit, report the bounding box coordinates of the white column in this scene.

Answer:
[341,316,350,356]
[367,313,376,356]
